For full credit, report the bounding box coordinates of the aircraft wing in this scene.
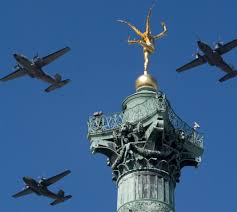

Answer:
[218,61,233,73]
[12,188,33,198]
[37,47,70,67]
[215,39,237,55]
[0,68,26,82]
[176,57,207,72]
[42,170,71,187]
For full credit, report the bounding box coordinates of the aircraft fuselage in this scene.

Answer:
[14,54,40,76]
[13,54,55,83]
[23,177,58,199]
[197,41,226,67]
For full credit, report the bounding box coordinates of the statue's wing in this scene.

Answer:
[145,8,152,34]
[118,20,143,38]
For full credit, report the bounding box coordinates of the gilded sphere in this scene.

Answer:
[135,74,158,91]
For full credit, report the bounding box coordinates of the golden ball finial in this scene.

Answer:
[135,73,158,91]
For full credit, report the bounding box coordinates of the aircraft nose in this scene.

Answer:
[13,53,19,59]
[197,40,203,48]
[23,176,31,183]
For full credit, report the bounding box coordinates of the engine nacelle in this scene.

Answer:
[38,178,47,186]
[195,53,201,59]
[215,42,223,49]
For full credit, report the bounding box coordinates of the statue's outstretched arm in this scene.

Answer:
[127,36,141,45]
[118,19,144,38]
[154,22,168,39]
[145,8,152,34]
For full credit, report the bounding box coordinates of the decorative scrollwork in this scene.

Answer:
[87,92,165,134]
[88,112,123,133]
[87,92,203,150]
[88,91,204,182]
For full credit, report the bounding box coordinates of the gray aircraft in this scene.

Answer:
[12,170,72,206]
[1,47,70,92]
[176,39,237,82]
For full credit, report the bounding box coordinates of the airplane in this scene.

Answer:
[12,170,72,206]
[176,39,237,82]
[1,47,71,92]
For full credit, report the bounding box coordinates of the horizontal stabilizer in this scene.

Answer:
[50,195,72,206]
[219,71,237,82]
[44,79,70,93]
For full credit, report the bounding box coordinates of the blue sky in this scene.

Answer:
[0,0,237,211]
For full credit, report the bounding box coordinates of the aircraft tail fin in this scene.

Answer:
[54,73,62,82]
[50,195,72,206]
[44,79,70,93]
[219,71,237,82]
[57,189,64,197]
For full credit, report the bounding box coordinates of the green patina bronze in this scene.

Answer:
[87,86,204,212]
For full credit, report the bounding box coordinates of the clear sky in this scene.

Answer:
[0,0,236,211]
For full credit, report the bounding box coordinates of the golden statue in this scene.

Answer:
[118,7,167,75]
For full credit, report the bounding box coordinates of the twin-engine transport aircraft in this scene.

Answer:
[12,170,72,206]
[176,39,237,82]
[0,47,71,92]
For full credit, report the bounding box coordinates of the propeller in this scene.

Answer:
[32,52,39,61]
[215,42,224,49]
[192,48,201,59]
[38,178,47,186]
[22,185,29,190]
[196,35,201,42]
[14,64,20,69]
[193,35,202,58]
[214,35,224,49]
[37,173,47,184]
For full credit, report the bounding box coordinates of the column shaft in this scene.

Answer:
[117,170,175,212]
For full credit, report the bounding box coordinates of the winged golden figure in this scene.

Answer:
[118,7,167,74]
